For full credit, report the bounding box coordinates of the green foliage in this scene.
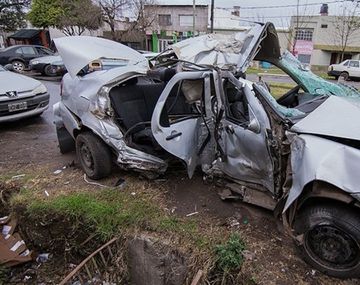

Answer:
[0,0,30,31]
[28,0,102,34]
[27,189,160,239]
[215,233,246,272]
[0,266,8,285]
[27,0,63,28]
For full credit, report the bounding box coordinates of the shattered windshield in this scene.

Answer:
[277,51,360,98]
[255,84,305,118]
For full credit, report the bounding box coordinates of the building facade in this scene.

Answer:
[289,8,360,70]
[145,4,209,52]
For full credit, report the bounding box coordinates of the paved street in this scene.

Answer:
[0,80,74,169]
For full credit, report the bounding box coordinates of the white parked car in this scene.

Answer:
[0,65,49,122]
[328,59,360,80]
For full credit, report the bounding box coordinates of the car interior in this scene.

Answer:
[109,68,201,153]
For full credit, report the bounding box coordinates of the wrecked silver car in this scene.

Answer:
[53,23,360,278]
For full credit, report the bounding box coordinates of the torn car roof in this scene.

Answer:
[54,36,148,78]
[167,22,280,71]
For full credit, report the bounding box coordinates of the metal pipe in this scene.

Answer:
[193,0,196,37]
[210,0,215,33]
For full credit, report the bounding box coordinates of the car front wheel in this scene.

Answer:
[294,203,360,278]
[75,132,112,180]
[11,60,25,72]
[340,71,349,81]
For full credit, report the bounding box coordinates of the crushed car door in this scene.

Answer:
[151,71,211,178]
[217,74,275,193]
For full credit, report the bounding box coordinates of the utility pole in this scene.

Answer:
[210,0,215,33]
[193,0,196,37]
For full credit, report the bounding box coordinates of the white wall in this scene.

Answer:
[310,49,331,65]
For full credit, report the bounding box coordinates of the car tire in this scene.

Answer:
[11,60,25,72]
[75,132,112,180]
[294,203,360,278]
[56,127,75,154]
[43,64,56,77]
[340,71,349,81]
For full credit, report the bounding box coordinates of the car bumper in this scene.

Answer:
[29,63,47,73]
[327,70,341,77]
[0,92,50,123]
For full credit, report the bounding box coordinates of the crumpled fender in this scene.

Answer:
[53,101,80,138]
[283,132,360,212]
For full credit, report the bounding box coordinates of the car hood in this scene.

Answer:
[54,36,148,78]
[0,71,42,94]
[31,55,62,64]
[291,95,360,141]
[166,22,280,72]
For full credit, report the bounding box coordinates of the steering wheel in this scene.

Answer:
[277,84,301,106]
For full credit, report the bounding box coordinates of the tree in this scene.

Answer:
[0,0,30,32]
[98,0,130,40]
[28,0,103,35]
[333,1,360,62]
[57,0,103,36]
[115,0,158,44]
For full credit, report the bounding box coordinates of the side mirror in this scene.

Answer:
[4,64,14,71]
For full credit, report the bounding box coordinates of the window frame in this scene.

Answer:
[158,14,172,26]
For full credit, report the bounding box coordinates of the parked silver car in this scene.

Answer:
[0,65,49,123]
[29,55,66,76]
[53,24,360,278]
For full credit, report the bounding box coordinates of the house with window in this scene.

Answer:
[145,4,209,52]
[289,4,360,70]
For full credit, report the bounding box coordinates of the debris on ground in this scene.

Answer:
[36,253,50,263]
[83,174,107,188]
[114,177,126,188]
[59,237,119,285]
[0,215,33,267]
[53,169,62,175]
[11,174,25,180]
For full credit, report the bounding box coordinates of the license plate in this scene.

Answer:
[8,102,27,112]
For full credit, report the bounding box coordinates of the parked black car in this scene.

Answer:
[0,45,54,72]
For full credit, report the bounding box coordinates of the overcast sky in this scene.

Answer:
[159,0,357,27]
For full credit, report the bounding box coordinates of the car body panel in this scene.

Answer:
[0,70,42,96]
[54,36,149,78]
[151,71,209,177]
[215,77,275,193]
[291,95,360,141]
[167,22,280,72]
[284,132,360,211]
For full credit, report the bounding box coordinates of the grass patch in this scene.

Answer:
[247,66,285,75]
[268,82,296,99]
[215,233,246,272]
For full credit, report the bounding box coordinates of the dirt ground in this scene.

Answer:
[0,81,358,284]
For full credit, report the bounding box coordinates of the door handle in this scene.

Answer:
[166,131,182,140]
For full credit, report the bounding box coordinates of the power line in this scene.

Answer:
[238,0,344,10]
